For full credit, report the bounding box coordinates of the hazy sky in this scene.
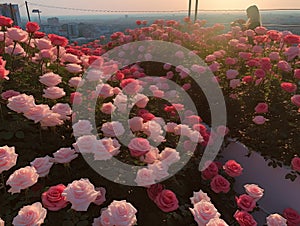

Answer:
[2,0,300,16]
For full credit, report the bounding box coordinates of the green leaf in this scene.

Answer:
[77,220,89,226]
[15,131,25,139]
[0,131,14,140]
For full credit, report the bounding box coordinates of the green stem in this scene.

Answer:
[56,45,60,73]
[0,173,6,192]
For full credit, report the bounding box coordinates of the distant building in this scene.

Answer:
[47,17,59,26]
[67,23,79,37]
[0,3,21,26]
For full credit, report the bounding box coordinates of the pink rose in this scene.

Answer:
[294,69,300,80]
[7,27,28,42]
[133,94,149,108]
[30,156,54,177]
[39,72,62,87]
[253,116,267,125]
[244,184,264,201]
[65,63,82,73]
[283,208,300,226]
[148,161,169,181]
[40,112,63,127]
[234,210,257,226]
[120,78,141,95]
[7,94,35,113]
[100,200,137,226]
[267,214,287,226]
[128,138,151,157]
[269,52,280,61]
[230,79,241,89]
[226,69,239,79]
[68,77,83,88]
[135,168,156,187]
[0,218,4,226]
[189,200,220,226]
[12,202,47,226]
[207,218,229,226]
[43,86,66,100]
[96,84,114,98]
[236,194,256,212]
[291,157,300,172]
[129,117,144,132]
[291,95,300,107]
[210,175,230,193]
[190,189,211,205]
[281,82,297,93]
[94,138,120,159]
[154,189,179,212]
[100,102,116,114]
[147,183,164,201]
[35,38,52,50]
[52,103,72,120]
[254,69,266,79]
[140,147,159,164]
[201,161,219,180]
[1,90,20,100]
[93,187,106,205]
[284,47,300,61]
[24,104,50,123]
[73,135,99,154]
[278,60,292,72]
[72,120,93,137]
[70,92,83,105]
[42,184,68,211]
[61,53,80,63]
[255,103,268,114]
[223,160,243,177]
[159,147,180,166]
[0,66,9,80]
[6,166,39,194]
[62,178,99,211]
[53,148,78,164]
[0,145,18,173]
[101,121,125,137]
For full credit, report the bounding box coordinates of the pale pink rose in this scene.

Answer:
[291,95,300,107]
[244,184,264,201]
[101,102,116,114]
[174,124,192,137]
[113,87,121,95]
[0,145,18,173]
[43,87,66,100]
[93,187,106,205]
[278,60,292,72]
[223,160,243,177]
[267,214,287,226]
[128,138,151,157]
[291,157,300,172]
[135,168,156,187]
[100,200,137,226]
[39,72,62,87]
[255,103,268,114]
[190,200,221,226]
[133,94,149,108]
[148,161,169,181]
[216,125,229,136]
[140,147,159,164]
[245,29,255,37]
[1,90,20,100]
[5,43,25,56]
[159,147,180,166]
[86,69,103,82]
[101,121,125,137]
[284,47,300,61]
[40,112,64,127]
[68,77,83,88]
[230,79,241,89]
[6,166,39,194]
[30,156,54,177]
[164,122,178,133]
[52,103,72,120]
[12,202,47,226]
[62,178,99,211]
[61,53,81,63]
[142,120,164,142]
[100,138,121,156]
[35,38,52,50]
[191,64,206,73]
[190,189,211,205]
[92,217,102,226]
[255,26,268,35]
[269,52,280,61]
[129,117,144,132]
[72,120,93,137]
[7,27,28,42]
[226,69,239,79]
[74,135,99,154]
[0,218,4,226]
[24,104,50,123]
[53,148,78,164]
[7,94,35,113]
[65,63,82,73]
[207,218,229,226]
[114,93,128,113]
[153,89,164,98]
[39,48,55,60]
[253,115,267,125]
[96,84,114,98]
[189,130,203,143]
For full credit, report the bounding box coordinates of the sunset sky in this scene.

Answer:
[2,0,300,16]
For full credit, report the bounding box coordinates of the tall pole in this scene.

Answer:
[9,3,15,25]
[25,1,31,22]
[38,11,41,24]
[188,0,192,19]
[194,0,199,22]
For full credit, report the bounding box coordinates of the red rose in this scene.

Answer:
[0,16,13,27]
[210,175,230,193]
[223,160,243,177]
[283,208,300,226]
[147,183,164,201]
[26,22,40,33]
[42,184,68,211]
[48,34,68,47]
[281,82,297,93]
[291,157,300,172]
[201,161,219,180]
[236,194,256,212]
[154,189,179,212]
[34,31,45,39]
[234,210,257,226]
[242,76,253,83]
[136,20,142,25]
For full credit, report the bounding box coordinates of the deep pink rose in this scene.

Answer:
[0,145,18,173]
[48,34,68,47]
[291,157,300,172]
[42,184,68,211]
[223,160,243,177]
[210,175,230,193]
[93,187,106,205]
[283,208,300,226]
[291,95,300,107]
[128,138,151,157]
[281,82,297,93]
[26,22,40,33]
[0,16,13,27]
[201,161,219,180]
[255,103,268,114]
[147,183,164,201]
[294,69,300,80]
[236,194,256,212]
[234,210,257,226]
[154,189,179,212]
[254,69,266,79]
[253,116,267,125]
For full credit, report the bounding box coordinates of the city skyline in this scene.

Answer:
[1,0,300,17]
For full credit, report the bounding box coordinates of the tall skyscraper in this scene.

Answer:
[0,3,21,26]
